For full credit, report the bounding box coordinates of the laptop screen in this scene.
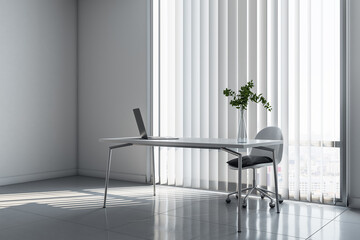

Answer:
[133,108,148,139]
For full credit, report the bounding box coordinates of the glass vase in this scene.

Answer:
[237,109,247,142]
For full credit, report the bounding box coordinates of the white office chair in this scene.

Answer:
[226,126,284,208]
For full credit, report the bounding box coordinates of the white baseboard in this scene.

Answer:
[349,197,360,208]
[0,169,77,186]
[78,168,146,183]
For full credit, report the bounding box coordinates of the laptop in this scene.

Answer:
[133,108,179,140]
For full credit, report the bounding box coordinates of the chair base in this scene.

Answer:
[226,186,283,208]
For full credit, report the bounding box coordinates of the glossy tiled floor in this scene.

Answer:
[0,176,357,240]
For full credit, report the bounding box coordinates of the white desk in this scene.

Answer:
[99,137,283,232]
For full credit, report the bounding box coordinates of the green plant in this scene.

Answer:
[223,80,272,111]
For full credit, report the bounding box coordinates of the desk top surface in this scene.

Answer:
[99,137,282,149]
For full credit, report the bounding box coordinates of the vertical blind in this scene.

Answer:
[153,0,340,204]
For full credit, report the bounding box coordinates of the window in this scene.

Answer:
[152,0,343,204]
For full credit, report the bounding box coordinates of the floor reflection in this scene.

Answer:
[0,176,350,240]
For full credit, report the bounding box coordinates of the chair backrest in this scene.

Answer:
[249,126,283,165]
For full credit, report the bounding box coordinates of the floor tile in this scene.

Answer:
[82,230,146,240]
[64,206,157,230]
[309,220,360,240]
[10,201,100,219]
[0,208,48,230]
[0,218,103,240]
[113,213,303,240]
[192,228,302,240]
[334,209,360,224]
[111,214,232,240]
[278,201,346,220]
[224,194,346,220]
[165,198,329,239]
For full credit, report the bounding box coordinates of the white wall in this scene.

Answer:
[78,0,149,182]
[348,0,360,207]
[0,0,77,185]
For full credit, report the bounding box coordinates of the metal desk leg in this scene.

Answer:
[221,147,242,232]
[103,148,113,208]
[103,143,132,208]
[272,151,280,213]
[151,146,156,196]
[237,153,242,232]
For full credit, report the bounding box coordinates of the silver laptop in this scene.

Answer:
[133,108,178,140]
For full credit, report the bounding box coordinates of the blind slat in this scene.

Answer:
[218,0,228,191]
[209,0,219,190]
[200,0,210,189]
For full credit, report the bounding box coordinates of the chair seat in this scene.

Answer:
[227,155,273,168]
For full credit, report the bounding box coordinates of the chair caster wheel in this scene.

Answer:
[242,202,247,208]
[269,202,275,208]
[261,193,265,199]
[226,198,231,204]
[279,199,284,204]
